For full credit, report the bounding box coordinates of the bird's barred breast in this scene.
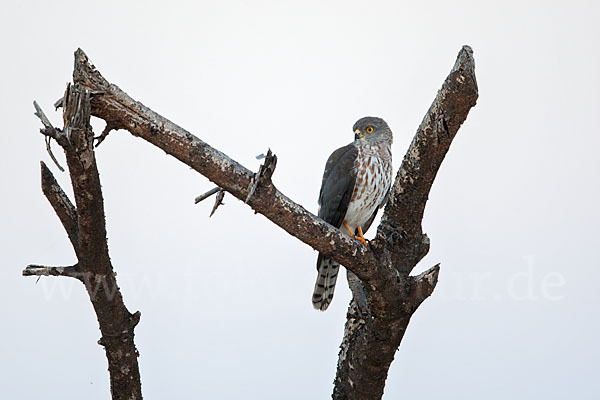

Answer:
[344,145,393,232]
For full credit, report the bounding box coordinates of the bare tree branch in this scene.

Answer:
[33,100,69,146]
[378,45,479,273]
[23,264,81,279]
[209,189,225,217]
[195,187,227,216]
[44,136,65,172]
[194,186,221,204]
[410,263,441,310]
[34,100,67,170]
[40,161,79,256]
[71,48,378,281]
[94,121,116,146]
[54,96,64,110]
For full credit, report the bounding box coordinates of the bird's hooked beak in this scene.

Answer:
[354,129,366,140]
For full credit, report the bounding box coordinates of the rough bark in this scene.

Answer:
[28,45,477,399]
[25,85,142,399]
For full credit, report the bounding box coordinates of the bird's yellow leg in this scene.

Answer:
[343,221,354,236]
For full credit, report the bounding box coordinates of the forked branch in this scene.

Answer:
[26,45,477,400]
[26,84,142,400]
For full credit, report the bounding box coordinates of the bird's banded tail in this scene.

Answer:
[312,254,340,311]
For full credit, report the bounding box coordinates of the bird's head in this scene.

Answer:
[353,116,392,144]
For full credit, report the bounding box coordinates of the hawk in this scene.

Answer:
[312,117,393,311]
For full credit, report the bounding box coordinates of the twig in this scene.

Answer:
[45,136,65,172]
[409,263,441,310]
[23,264,82,280]
[194,186,221,204]
[54,96,64,110]
[35,99,66,171]
[34,100,69,148]
[94,122,115,147]
[209,189,225,217]
[195,187,226,216]
[33,100,55,130]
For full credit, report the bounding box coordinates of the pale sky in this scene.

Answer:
[2,1,599,399]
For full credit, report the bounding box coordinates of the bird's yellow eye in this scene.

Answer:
[366,126,374,133]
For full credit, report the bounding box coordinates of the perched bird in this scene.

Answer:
[312,117,393,311]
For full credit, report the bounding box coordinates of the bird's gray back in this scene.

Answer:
[318,143,358,229]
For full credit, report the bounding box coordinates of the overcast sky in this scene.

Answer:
[2,1,599,399]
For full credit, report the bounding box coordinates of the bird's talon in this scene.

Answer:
[355,226,369,246]
[354,235,369,246]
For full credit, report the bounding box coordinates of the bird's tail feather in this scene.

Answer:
[312,254,340,311]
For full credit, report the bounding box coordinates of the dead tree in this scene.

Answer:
[25,46,478,399]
